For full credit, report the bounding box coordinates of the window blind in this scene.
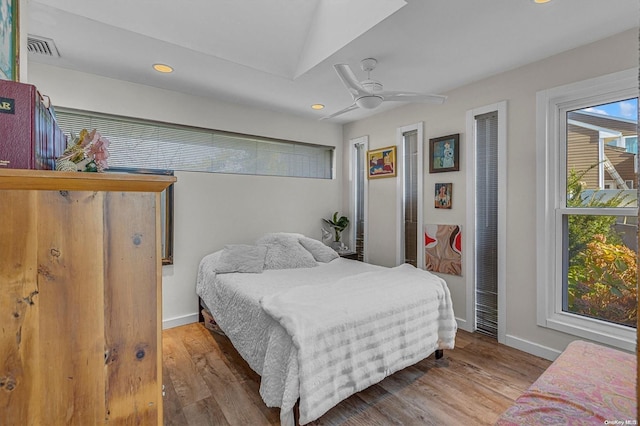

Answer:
[54,109,334,179]
[403,130,418,266]
[354,142,366,261]
[475,111,499,338]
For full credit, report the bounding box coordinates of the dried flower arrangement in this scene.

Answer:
[55,129,110,172]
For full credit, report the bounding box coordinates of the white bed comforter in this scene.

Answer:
[196,254,456,425]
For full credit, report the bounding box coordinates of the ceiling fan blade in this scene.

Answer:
[382,91,447,104]
[320,103,360,120]
[333,64,368,98]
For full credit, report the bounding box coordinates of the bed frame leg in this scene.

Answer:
[294,400,300,426]
[435,349,444,359]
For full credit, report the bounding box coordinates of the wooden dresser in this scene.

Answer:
[0,169,176,425]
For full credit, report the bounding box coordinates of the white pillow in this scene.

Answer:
[299,237,339,262]
[256,233,317,270]
[215,244,267,274]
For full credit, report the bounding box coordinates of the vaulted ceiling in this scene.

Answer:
[27,0,639,123]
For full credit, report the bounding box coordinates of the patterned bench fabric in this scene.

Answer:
[495,340,637,425]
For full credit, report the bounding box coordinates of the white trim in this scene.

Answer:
[598,135,605,188]
[464,112,477,333]
[454,316,469,333]
[396,122,424,267]
[536,68,638,351]
[163,313,199,329]
[504,334,562,361]
[465,101,507,343]
[349,136,369,262]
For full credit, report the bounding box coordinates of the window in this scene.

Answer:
[536,69,637,351]
[402,129,419,266]
[54,108,334,179]
[349,136,368,261]
[465,101,507,341]
[474,111,499,338]
[396,123,423,267]
[622,135,638,155]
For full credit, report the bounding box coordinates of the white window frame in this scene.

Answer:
[536,68,637,352]
[349,135,369,262]
[464,101,507,341]
[395,122,424,267]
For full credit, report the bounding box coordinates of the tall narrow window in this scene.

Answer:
[351,138,368,261]
[403,130,418,266]
[475,112,499,337]
[537,69,637,351]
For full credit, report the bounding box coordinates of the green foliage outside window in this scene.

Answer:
[566,168,637,327]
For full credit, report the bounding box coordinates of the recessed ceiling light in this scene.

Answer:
[533,0,551,3]
[311,104,325,110]
[153,63,174,73]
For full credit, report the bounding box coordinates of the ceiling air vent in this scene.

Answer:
[27,35,60,57]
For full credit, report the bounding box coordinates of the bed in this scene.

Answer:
[196,233,457,425]
[495,339,637,425]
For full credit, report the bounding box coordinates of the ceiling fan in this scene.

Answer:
[322,58,446,120]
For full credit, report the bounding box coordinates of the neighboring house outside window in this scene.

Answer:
[536,69,638,352]
[567,110,637,190]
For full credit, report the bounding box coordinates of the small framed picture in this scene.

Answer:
[434,183,452,209]
[367,145,397,179]
[429,134,460,173]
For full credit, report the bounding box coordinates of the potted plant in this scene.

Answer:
[323,212,350,250]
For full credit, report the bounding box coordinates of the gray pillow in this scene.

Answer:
[215,244,267,274]
[299,237,339,262]
[256,233,317,270]
[255,232,305,245]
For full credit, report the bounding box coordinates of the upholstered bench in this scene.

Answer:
[495,340,636,425]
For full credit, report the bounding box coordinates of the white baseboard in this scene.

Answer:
[163,313,199,330]
[455,316,560,361]
[504,334,561,361]
[455,317,473,333]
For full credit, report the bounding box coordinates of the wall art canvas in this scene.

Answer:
[367,145,396,179]
[0,0,18,81]
[424,224,462,276]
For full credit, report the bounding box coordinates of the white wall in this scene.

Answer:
[28,63,344,328]
[342,28,639,358]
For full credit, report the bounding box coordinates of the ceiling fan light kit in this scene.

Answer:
[323,57,446,119]
[356,95,383,109]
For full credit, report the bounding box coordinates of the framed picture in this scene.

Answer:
[429,133,459,173]
[434,183,452,209]
[0,0,19,81]
[367,145,397,179]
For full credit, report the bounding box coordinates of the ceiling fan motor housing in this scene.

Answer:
[361,79,383,93]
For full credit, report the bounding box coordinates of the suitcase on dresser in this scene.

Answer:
[0,80,67,170]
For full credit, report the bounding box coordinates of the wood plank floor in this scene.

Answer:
[163,323,551,425]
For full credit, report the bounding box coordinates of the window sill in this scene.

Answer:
[541,312,636,353]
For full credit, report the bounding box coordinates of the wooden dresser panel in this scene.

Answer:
[0,169,175,425]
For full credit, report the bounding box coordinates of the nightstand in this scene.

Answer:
[338,250,359,260]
